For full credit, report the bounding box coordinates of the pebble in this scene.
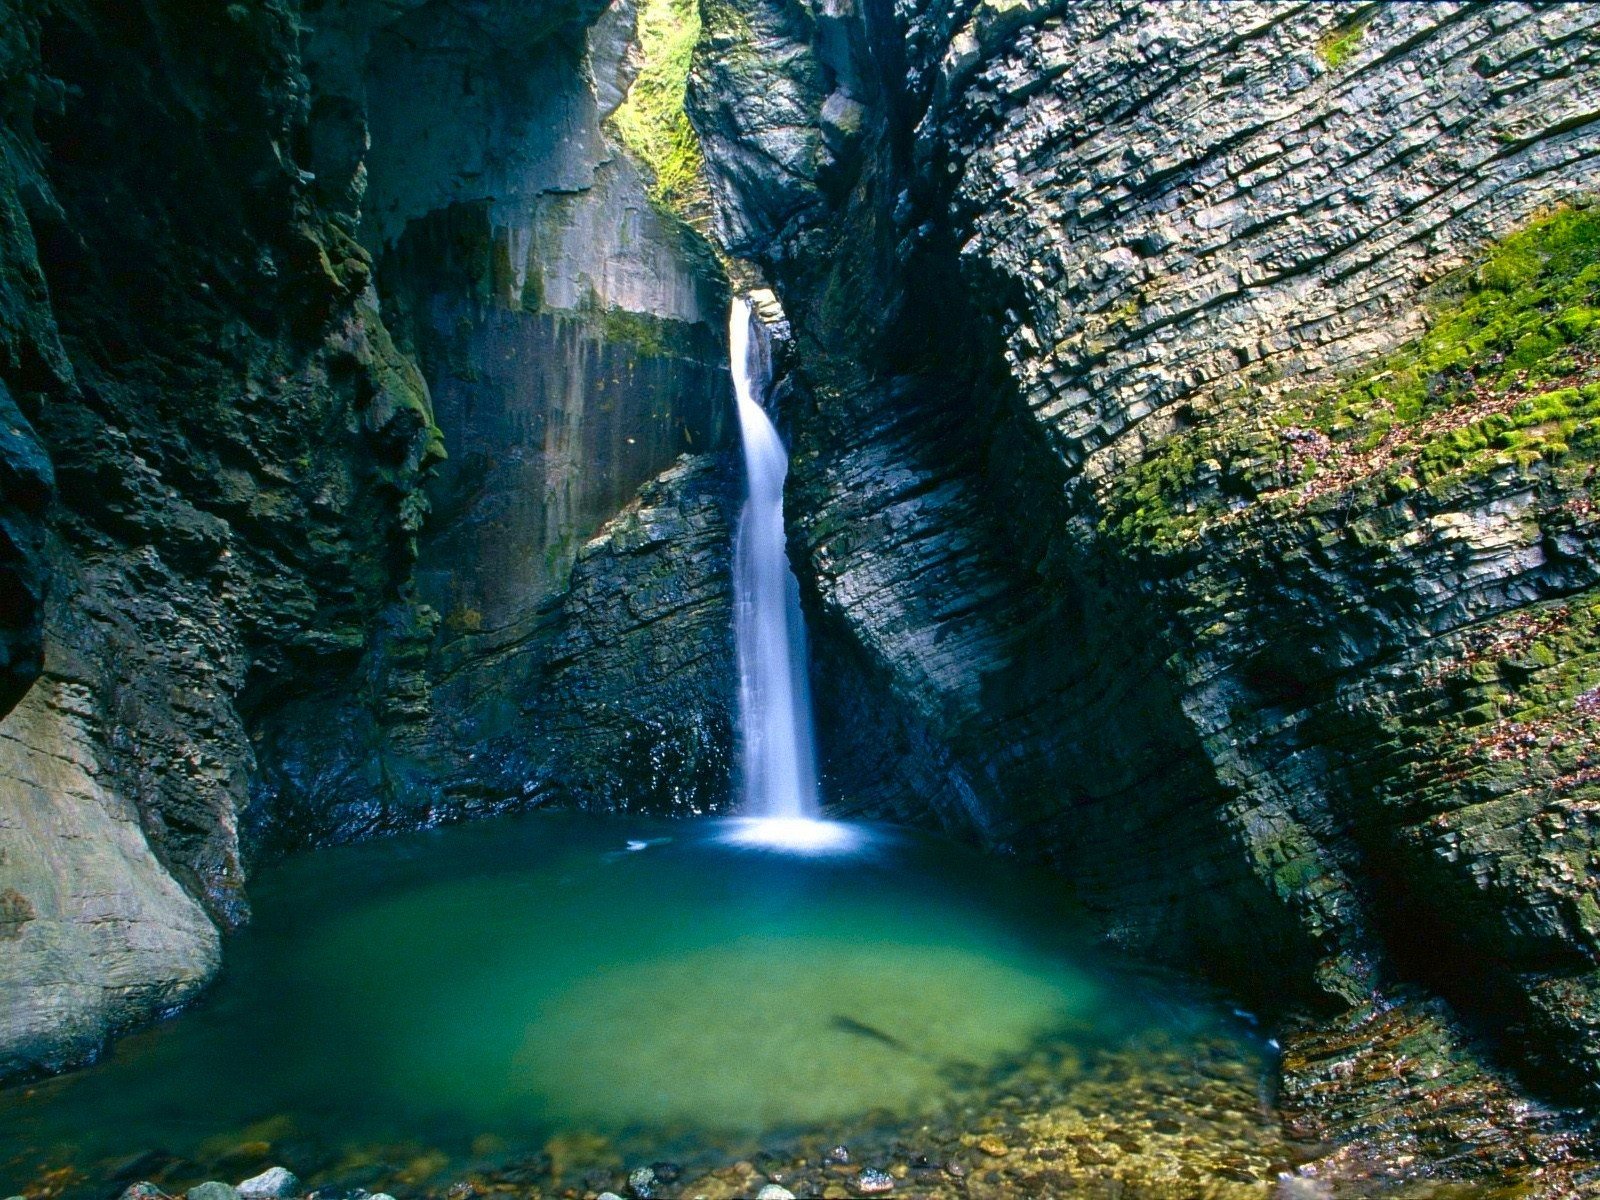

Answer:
[977,1135,1010,1157]
[757,1187,797,1200]
[597,1193,625,1200]
[852,1168,895,1195]
[120,1187,170,1200]
[824,1145,850,1165]
[627,1165,657,1198]
[188,1185,242,1200]
[944,1161,968,1177]
[237,1168,300,1199]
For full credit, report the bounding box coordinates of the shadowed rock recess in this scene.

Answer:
[0,0,1598,1188]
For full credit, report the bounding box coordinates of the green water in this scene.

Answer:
[0,813,1267,1195]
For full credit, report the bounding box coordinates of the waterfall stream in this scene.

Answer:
[725,297,853,851]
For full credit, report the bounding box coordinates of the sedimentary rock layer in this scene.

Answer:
[686,0,1600,1131]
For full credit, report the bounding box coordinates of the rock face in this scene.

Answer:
[2,0,1596,1182]
[247,0,738,847]
[685,0,1600,1150]
[0,0,445,1077]
[0,0,737,1078]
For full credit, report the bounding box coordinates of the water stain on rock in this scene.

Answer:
[0,887,35,940]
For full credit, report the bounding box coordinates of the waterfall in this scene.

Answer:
[724,297,854,852]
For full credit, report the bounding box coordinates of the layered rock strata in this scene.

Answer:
[685,0,1600,1166]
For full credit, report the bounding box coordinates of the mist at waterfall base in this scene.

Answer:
[722,297,860,855]
[0,813,1272,1193]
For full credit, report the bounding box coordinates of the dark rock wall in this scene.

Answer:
[0,0,444,1076]
[0,0,738,1079]
[685,0,1600,1138]
[247,0,738,847]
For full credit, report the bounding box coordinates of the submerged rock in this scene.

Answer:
[187,1185,242,1200]
[237,1168,300,1199]
[850,1168,894,1195]
[626,1164,657,1198]
[756,1186,796,1200]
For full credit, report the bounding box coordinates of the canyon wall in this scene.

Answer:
[2,0,1596,1181]
[685,0,1600,1159]
[247,0,738,847]
[0,0,738,1079]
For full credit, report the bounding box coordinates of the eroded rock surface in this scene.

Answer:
[247,0,738,846]
[684,0,1600,1168]
[0,0,737,1077]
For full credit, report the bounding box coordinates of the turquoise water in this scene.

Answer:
[0,813,1265,1195]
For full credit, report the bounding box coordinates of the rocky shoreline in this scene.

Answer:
[9,1016,1598,1200]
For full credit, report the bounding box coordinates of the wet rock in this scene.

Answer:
[237,1168,300,1199]
[118,1188,171,1200]
[187,1185,241,1200]
[850,1168,894,1195]
[976,1136,1009,1157]
[627,1164,657,1198]
[824,1145,850,1165]
[756,1187,796,1200]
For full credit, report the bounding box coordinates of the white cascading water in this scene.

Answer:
[724,297,855,853]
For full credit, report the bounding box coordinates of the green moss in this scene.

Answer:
[1305,205,1600,448]
[1316,14,1368,69]
[1101,204,1600,552]
[354,300,447,470]
[598,305,682,359]
[608,0,707,220]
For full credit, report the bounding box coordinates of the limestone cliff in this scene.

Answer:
[684,0,1600,1173]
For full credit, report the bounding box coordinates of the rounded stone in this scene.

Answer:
[757,1187,796,1200]
[237,1168,301,1199]
[851,1168,895,1195]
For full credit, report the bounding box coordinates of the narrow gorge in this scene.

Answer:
[0,1,1597,1197]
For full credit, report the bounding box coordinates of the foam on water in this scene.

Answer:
[717,816,868,854]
